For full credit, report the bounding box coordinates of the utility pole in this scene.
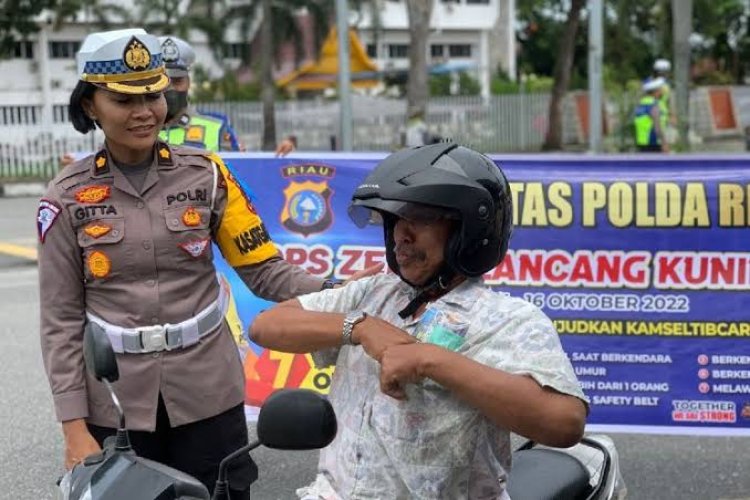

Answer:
[588,0,603,153]
[336,0,353,151]
[672,0,692,150]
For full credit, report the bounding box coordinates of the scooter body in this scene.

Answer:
[507,434,627,500]
[58,326,337,500]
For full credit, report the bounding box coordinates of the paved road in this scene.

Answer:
[1,196,749,499]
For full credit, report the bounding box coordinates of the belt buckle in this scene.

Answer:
[138,325,167,352]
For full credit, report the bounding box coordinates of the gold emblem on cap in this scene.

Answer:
[88,250,112,278]
[123,37,152,72]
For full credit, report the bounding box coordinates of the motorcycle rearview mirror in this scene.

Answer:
[257,388,337,450]
[83,325,131,451]
[83,324,119,383]
[211,389,337,500]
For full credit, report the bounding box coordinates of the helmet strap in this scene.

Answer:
[398,266,459,319]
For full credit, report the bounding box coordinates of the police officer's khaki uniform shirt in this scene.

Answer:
[39,143,323,430]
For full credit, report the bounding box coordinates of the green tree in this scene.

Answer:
[0,0,52,58]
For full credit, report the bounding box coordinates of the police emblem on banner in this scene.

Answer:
[280,164,335,237]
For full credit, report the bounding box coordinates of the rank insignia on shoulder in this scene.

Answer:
[94,151,109,174]
[87,250,111,278]
[84,222,112,239]
[75,185,111,204]
[179,238,210,258]
[37,199,61,243]
[182,207,202,227]
[157,144,173,165]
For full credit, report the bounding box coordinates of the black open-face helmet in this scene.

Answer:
[349,142,513,283]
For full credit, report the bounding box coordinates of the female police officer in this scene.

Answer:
[38,28,351,498]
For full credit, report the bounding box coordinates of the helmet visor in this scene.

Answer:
[349,200,458,228]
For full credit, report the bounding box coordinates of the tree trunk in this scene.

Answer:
[260,0,277,151]
[542,0,585,151]
[405,0,434,119]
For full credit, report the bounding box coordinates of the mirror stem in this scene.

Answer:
[103,379,131,451]
[211,440,261,500]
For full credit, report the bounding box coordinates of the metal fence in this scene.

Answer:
[1,89,746,180]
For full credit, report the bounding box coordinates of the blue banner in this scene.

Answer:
[218,152,750,435]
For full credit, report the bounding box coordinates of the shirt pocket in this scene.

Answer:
[369,390,477,468]
[163,205,214,260]
[76,218,128,282]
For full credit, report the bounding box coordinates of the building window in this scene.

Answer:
[223,43,247,60]
[466,0,490,3]
[388,44,408,59]
[366,44,377,58]
[53,105,70,124]
[0,106,38,125]
[430,44,444,58]
[13,41,34,59]
[50,41,80,59]
[448,44,472,57]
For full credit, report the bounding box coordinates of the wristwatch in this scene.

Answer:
[342,311,367,345]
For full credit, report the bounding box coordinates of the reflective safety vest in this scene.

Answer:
[633,96,660,147]
[159,114,224,152]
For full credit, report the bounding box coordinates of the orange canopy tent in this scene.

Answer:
[276,27,379,92]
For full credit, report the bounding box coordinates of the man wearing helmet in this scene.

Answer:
[251,143,588,499]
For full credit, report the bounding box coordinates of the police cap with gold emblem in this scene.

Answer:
[158,36,195,78]
[77,28,169,94]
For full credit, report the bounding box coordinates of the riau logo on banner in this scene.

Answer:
[280,164,335,237]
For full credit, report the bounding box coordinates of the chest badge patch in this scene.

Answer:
[182,207,202,227]
[84,223,112,239]
[87,250,112,278]
[75,185,111,204]
[179,238,210,258]
[37,199,61,243]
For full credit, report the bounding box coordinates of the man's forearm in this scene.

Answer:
[250,301,344,353]
[420,345,586,447]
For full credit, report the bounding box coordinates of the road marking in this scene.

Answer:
[0,242,37,261]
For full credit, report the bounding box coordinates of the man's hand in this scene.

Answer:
[379,343,434,400]
[275,138,296,157]
[353,315,416,362]
[62,419,101,470]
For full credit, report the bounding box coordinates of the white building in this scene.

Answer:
[0,0,515,130]
[355,0,516,98]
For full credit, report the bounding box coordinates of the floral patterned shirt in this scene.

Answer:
[296,274,587,500]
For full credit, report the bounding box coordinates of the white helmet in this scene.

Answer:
[653,59,671,72]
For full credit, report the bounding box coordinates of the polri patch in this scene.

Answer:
[84,222,112,239]
[75,185,111,204]
[87,250,111,278]
[37,199,61,243]
[179,238,210,258]
[182,207,202,227]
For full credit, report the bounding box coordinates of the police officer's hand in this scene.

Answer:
[379,343,435,400]
[275,138,296,157]
[59,153,75,169]
[62,419,101,470]
[342,263,384,285]
[352,315,416,362]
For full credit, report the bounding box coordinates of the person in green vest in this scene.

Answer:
[653,59,676,134]
[158,35,296,155]
[633,77,668,153]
